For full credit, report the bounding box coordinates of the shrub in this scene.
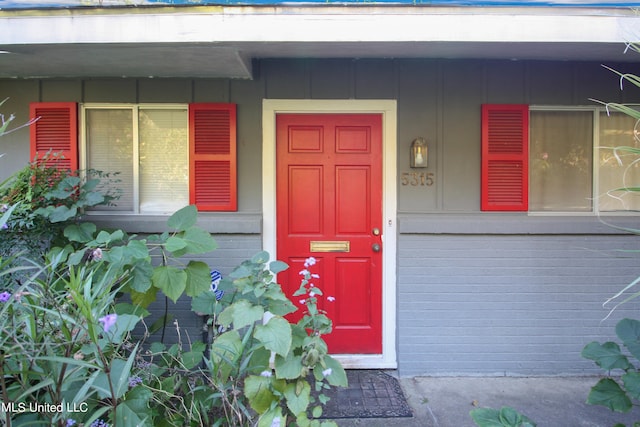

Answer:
[582,318,640,427]
[0,169,345,426]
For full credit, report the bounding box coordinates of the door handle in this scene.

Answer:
[372,243,381,252]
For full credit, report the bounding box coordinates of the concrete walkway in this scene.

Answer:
[333,376,640,427]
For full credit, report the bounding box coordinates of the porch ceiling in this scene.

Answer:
[1,5,639,79]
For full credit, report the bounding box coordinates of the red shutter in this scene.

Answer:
[29,102,78,171]
[481,104,529,211]
[189,103,237,211]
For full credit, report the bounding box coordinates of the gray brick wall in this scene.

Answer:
[136,233,263,347]
[397,232,640,376]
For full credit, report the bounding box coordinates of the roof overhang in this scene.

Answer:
[1,5,639,79]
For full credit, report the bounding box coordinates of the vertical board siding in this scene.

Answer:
[5,58,640,376]
[398,233,640,376]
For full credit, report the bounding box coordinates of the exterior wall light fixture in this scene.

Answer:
[410,137,428,168]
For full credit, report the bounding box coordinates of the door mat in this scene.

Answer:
[317,370,413,419]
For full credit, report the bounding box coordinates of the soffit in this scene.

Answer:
[0,5,638,79]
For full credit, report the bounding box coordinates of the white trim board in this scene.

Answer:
[262,99,398,369]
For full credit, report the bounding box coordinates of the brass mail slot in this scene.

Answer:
[310,241,350,253]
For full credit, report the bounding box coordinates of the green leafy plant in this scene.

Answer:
[470,406,536,427]
[1,186,346,426]
[582,318,640,427]
[589,52,640,315]
[582,50,640,427]
[0,158,120,290]
[0,154,347,426]
[195,252,346,427]
[0,246,144,427]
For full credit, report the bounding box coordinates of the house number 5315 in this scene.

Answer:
[401,172,434,186]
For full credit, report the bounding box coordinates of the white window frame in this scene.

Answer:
[80,103,189,215]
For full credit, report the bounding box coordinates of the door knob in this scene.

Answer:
[372,243,381,252]
[372,228,380,236]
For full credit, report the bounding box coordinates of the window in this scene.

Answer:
[30,102,237,213]
[84,106,189,213]
[529,109,593,212]
[482,104,640,213]
[598,111,640,211]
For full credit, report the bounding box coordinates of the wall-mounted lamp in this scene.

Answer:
[410,137,428,168]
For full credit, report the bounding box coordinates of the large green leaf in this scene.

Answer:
[48,204,78,222]
[165,235,188,253]
[210,330,242,380]
[247,347,273,375]
[322,355,348,387]
[184,226,217,253]
[617,318,640,361]
[167,204,197,231]
[269,260,289,274]
[130,286,158,308]
[623,371,640,400]
[244,375,276,414]
[274,353,303,380]
[129,260,153,293]
[152,265,187,303]
[581,341,632,371]
[64,222,97,243]
[126,239,150,259]
[254,316,292,357]
[105,245,126,265]
[284,380,311,416]
[80,189,105,208]
[499,407,523,426]
[470,407,502,427]
[229,265,252,279]
[587,378,633,413]
[95,229,124,245]
[191,291,221,316]
[116,387,153,427]
[252,251,271,264]
[172,227,217,256]
[185,260,213,297]
[219,300,264,329]
[265,300,298,316]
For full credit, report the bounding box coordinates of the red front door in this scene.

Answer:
[276,113,383,354]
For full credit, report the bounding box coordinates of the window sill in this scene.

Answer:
[83,212,261,234]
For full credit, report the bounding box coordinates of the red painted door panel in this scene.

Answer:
[276,114,382,354]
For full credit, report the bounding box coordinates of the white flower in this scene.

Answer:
[311,274,320,279]
[299,269,309,276]
[299,299,306,305]
[322,368,332,377]
[91,248,103,261]
[260,370,272,377]
[327,296,336,302]
[309,291,316,298]
[304,257,317,267]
